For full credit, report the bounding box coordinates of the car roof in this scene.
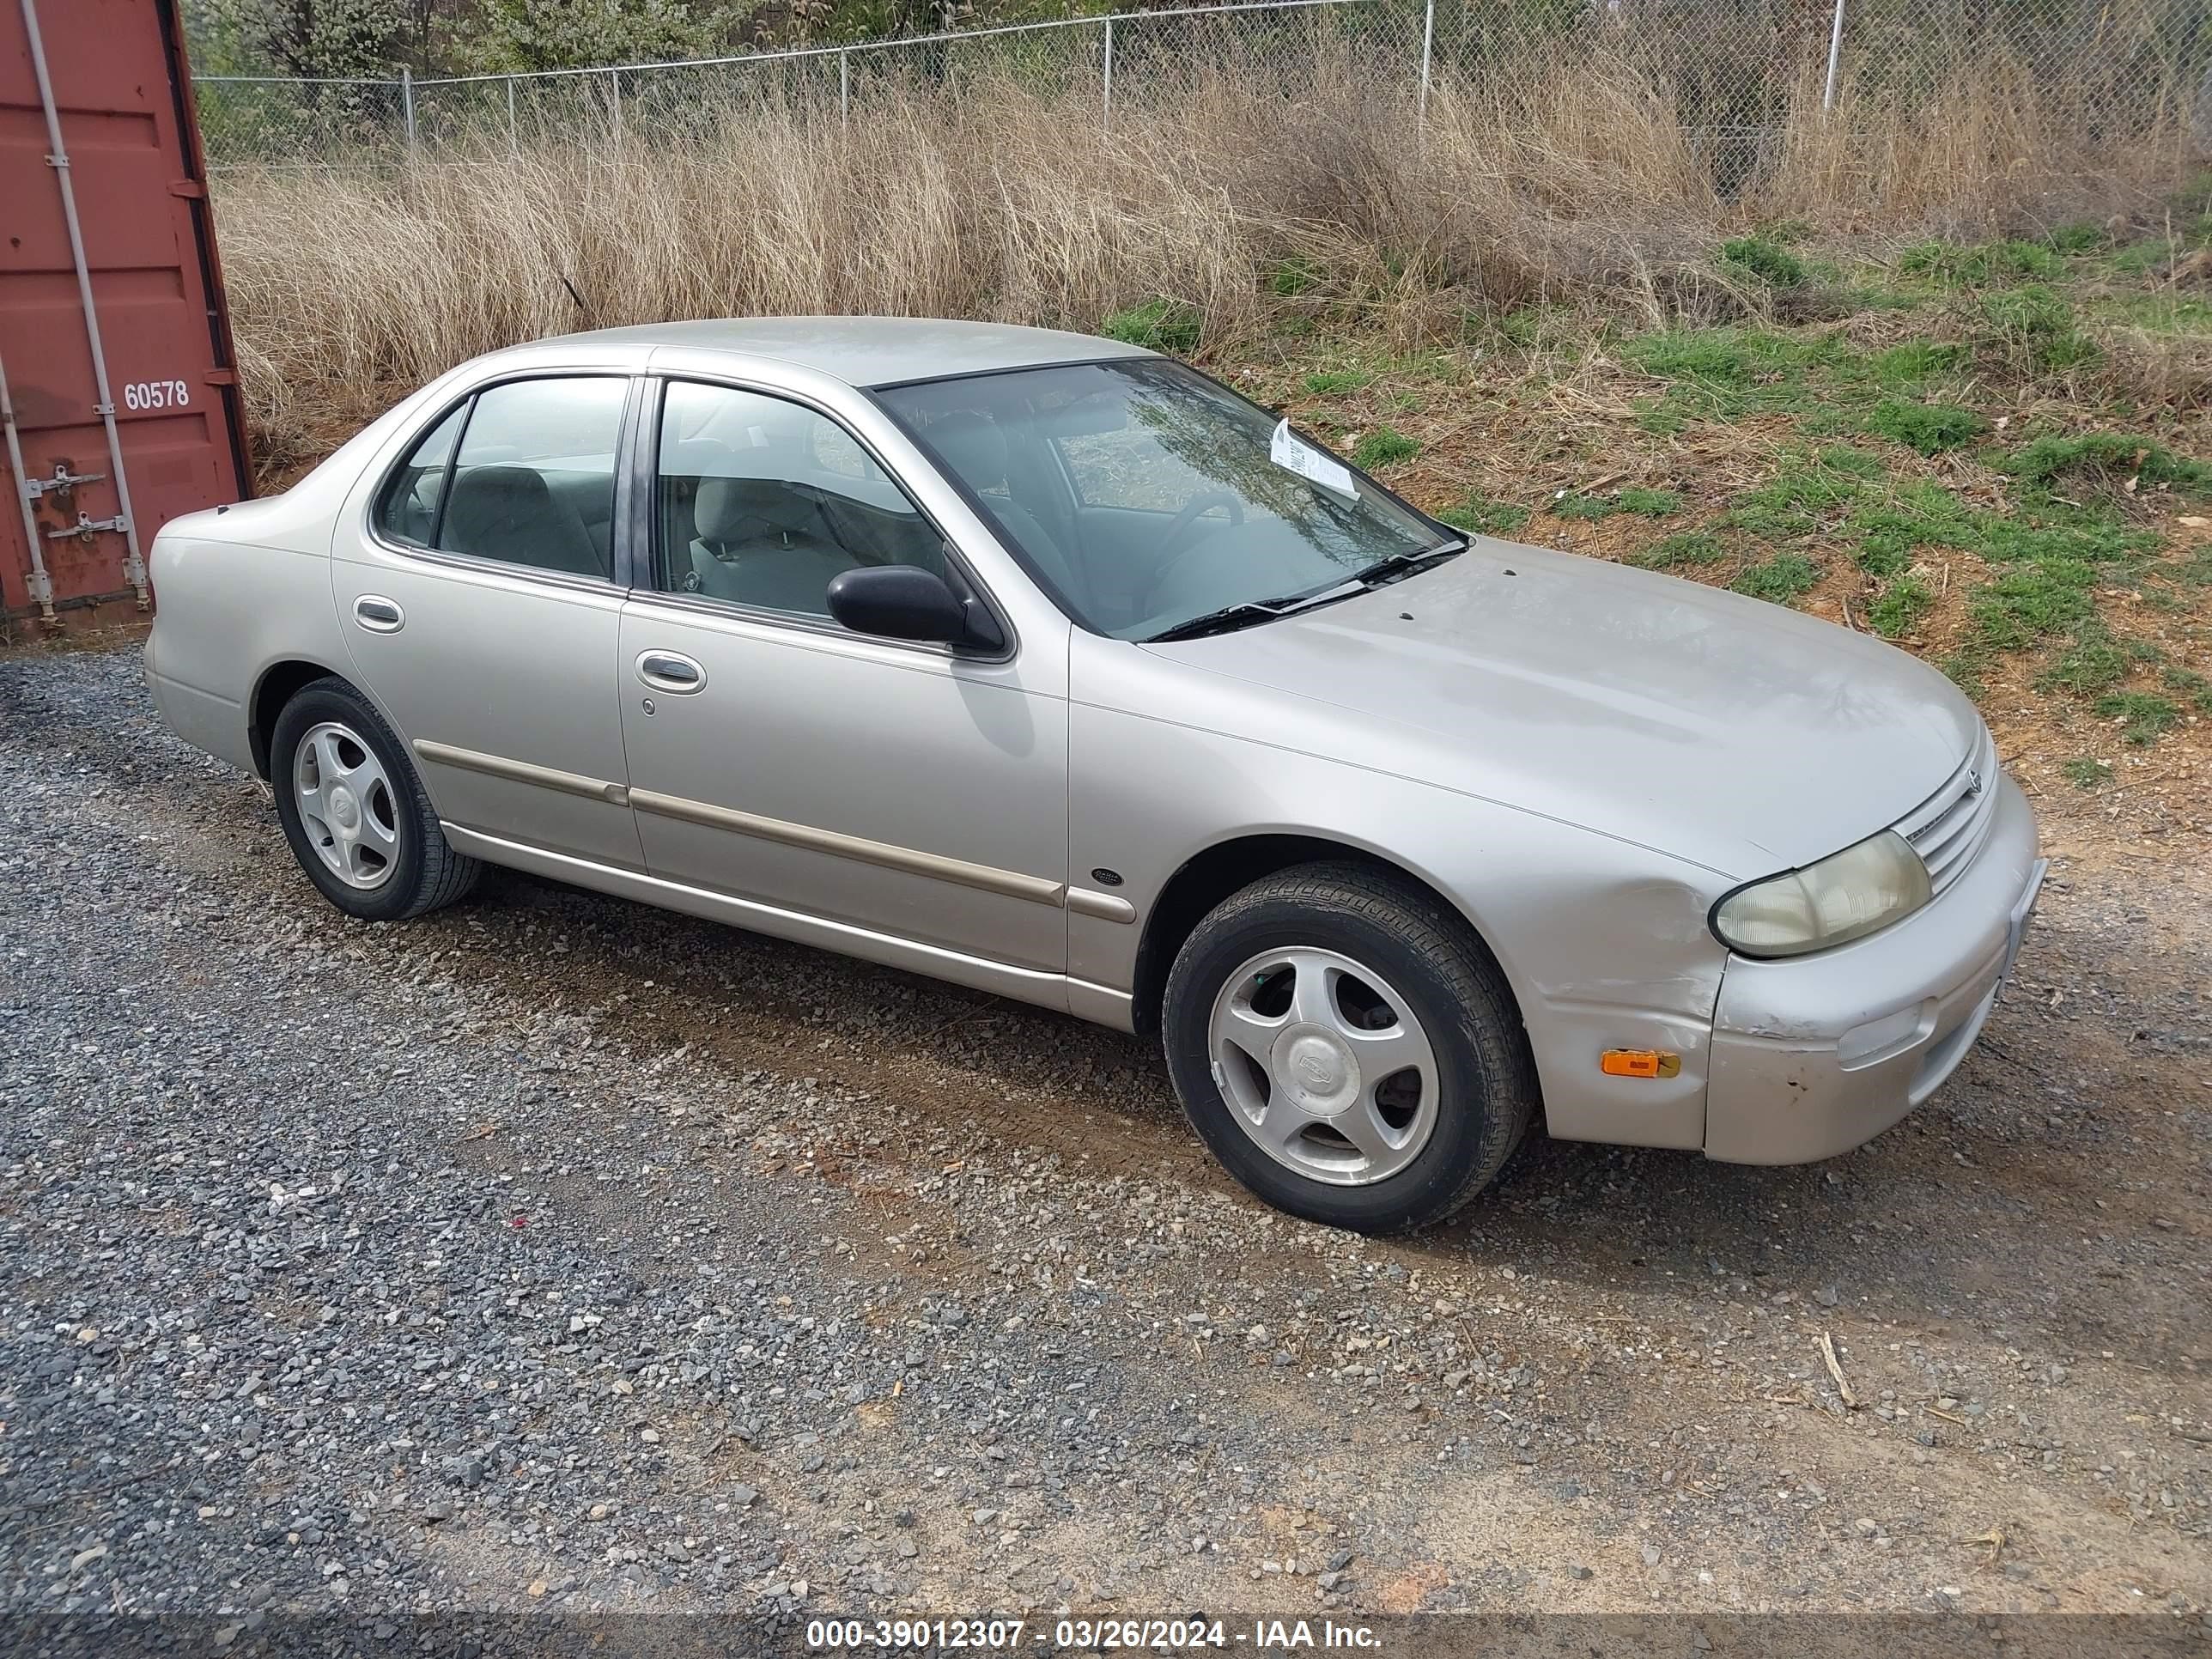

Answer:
[538,316,1153,388]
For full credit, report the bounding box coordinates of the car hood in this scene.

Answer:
[1136,540,1980,878]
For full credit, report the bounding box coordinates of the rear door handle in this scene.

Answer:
[353,595,404,632]
[636,649,706,693]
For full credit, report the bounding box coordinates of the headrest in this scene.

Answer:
[444,464,552,538]
[696,475,823,546]
[927,410,1007,489]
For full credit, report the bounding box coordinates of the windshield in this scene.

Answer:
[875,359,1452,641]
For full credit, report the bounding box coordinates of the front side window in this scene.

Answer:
[654,380,944,619]
[374,376,626,580]
[877,359,1449,641]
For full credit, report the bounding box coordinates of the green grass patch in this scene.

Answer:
[2089,293,2212,335]
[1618,486,1682,517]
[1720,235,1808,288]
[1941,650,1989,699]
[1900,239,2064,285]
[1268,255,1323,296]
[1434,495,1530,536]
[1976,285,2100,373]
[1968,560,2100,650]
[1552,492,1614,520]
[1302,368,1370,395]
[1849,482,1978,574]
[1102,298,1201,354]
[2094,690,2180,744]
[1351,426,1420,470]
[1628,531,1727,569]
[2043,223,2112,254]
[2062,757,2114,788]
[1861,397,1990,455]
[1723,451,1870,539]
[1731,554,1822,605]
[1814,444,1892,480]
[2007,431,2212,495]
[2038,627,2155,696]
[2162,665,2212,713]
[1555,485,1683,520]
[1620,326,1846,422]
[2110,239,2180,276]
[1866,574,1933,638]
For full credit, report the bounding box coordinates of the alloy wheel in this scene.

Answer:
[1206,946,1439,1185]
[292,720,400,890]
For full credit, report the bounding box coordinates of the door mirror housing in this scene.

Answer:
[826,565,1003,652]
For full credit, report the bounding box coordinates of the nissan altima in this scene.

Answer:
[143,318,2045,1231]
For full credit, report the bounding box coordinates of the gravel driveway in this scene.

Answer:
[3,647,2208,1640]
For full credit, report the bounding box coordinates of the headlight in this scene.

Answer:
[1710,830,1931,958]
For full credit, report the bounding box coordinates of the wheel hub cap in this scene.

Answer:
[1276,1026,1358,1116]
[292,720,399,892]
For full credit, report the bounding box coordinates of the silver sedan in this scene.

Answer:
[144,319,2046,1231]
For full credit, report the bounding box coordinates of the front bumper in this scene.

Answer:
[1703,769,2044,1164]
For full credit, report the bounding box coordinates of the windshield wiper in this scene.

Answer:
[1344,538,1466,588]
[1145,541,1466,644]
[1145,585,1351,643]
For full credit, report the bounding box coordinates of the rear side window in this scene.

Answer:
[374,402,465,549]
[374,377,629,580]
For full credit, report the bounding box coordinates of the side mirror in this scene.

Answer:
[825,565,1003,651]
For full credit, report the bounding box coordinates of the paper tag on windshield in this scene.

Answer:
[1270,418,1357,498]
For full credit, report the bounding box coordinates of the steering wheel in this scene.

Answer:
[1151,491,1247,596]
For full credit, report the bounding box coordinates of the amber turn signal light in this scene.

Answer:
[1600,1048,1680,1079]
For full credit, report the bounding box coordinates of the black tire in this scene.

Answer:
[1162,861,1538,1233]
[268,676,480,921]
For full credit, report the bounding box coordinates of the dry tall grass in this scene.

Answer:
[217,54,2197,477]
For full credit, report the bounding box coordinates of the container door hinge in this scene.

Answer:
[168,179,206,199]
[24,461,106,498]
[47,511,131,544]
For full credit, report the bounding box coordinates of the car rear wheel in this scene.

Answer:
[1163,861,1537,1233]
[270,677,479,921]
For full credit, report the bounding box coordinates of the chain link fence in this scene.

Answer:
[191,0,2212,169]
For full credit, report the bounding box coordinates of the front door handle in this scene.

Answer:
[636,649,706,693]
[353,595,404,633]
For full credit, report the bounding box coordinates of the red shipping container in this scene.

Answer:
[2,0,250,625]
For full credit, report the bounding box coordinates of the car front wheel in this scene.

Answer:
[1163,862,1537,1233]
[269,677,479,921]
